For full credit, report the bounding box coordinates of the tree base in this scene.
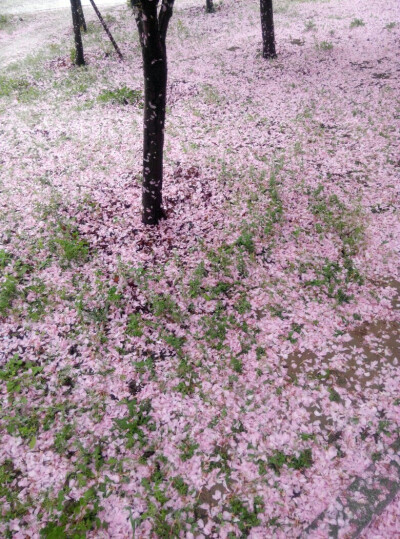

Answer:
[141,207,166,226]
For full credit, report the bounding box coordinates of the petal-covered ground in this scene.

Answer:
[0,0,399,537]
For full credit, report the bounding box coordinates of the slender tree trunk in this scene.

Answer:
[76,0,87,32]
[70,0,85,65]
[133,0,175,225]
[89,0,123,60]
[206,0,214,13]
[260,0,276,59]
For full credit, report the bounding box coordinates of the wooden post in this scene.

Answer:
[89,0,123,60]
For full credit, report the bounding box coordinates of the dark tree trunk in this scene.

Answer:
[70,0,85,65]
[133,0,175,225]
[260,0,276,59]
[89,0,123,60]
[206,0,214,13]
[76,0,87,32]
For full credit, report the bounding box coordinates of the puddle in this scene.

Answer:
[286,320,399,391]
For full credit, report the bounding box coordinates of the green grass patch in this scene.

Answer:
[97,86,143,106]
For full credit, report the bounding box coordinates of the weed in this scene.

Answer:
[151,293,182,323]
[179,438,199,461]
[115,399,155,449]
[328,388,341,402]
[97,87,143,106]
[384,22,396,30]
[350,18,365,28]
[5,408,40,441]
[202,83,223,105]
[0,249,12,268]
[256,346,266,360]
[172,476,189,496]
[0,275,18,316]
[268,449,313,474]
[304,19,316,31]
[230,496,263,534]
[0,460,28,524]
[0,354,44,395]
[40,486,106,538]
[316,41,333,51]
[126,313,144,337]
[26,280,49,321]
[0,75,39,101]
[202,305,231,350]
[0,14,10,29]
[234,293,251,314]
[54,424,75,454]
[177,18,190,39]
[49,224,90,265]
[207,243,234,275]
[230,357,243,374]
[236,229,255,254]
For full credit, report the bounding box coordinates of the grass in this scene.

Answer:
[97,86,143,106]
[316,40,334,51]
[0,14,10,29]
[0,0,397,536]
[0,75,39,101]
[350,18,365,28]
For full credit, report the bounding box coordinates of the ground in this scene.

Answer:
[0,0,399,537]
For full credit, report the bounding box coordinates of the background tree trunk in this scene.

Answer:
[260,0,276,59]
[89,0,123,59]
[70,0,85,65]
[206,0,214,13]
[134,0,175,225]
[76,0,87,32]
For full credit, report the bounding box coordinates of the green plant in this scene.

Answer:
[0,249,12,268]
[267,449,313,474]
[230,497,263,533]
[316,41,333,51]
[234,293,251,314]
[54,424,75,454]
[304,19,316,31]
[114,399,155,449]
[151,293,182,323]
[70,47,76,64]
[0,14,10,28]
[0,275,18,315]
[97,87,143,106]
[0,460,28,524]
[126,313,144,337]
[350,18,365,28]
[172,476,189,496]
[230,357,243,374]
[0,354,44,394]
[179,438,199,461]
[40,486,106,538]
[49,225,90,265]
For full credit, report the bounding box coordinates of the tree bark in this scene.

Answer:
[260,0,276,59]
[133,0,175,225]
[70,0,85,65]
[206,0,214,13]
[89,0,123,60]
[76,0,87,32]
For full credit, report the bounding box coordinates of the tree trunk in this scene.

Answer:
[89,0,123,60]
[206,0,214,13]
[260,0,276,59]
[70,0,85,65]
[134,0,175,225]
[76,0,87,32]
